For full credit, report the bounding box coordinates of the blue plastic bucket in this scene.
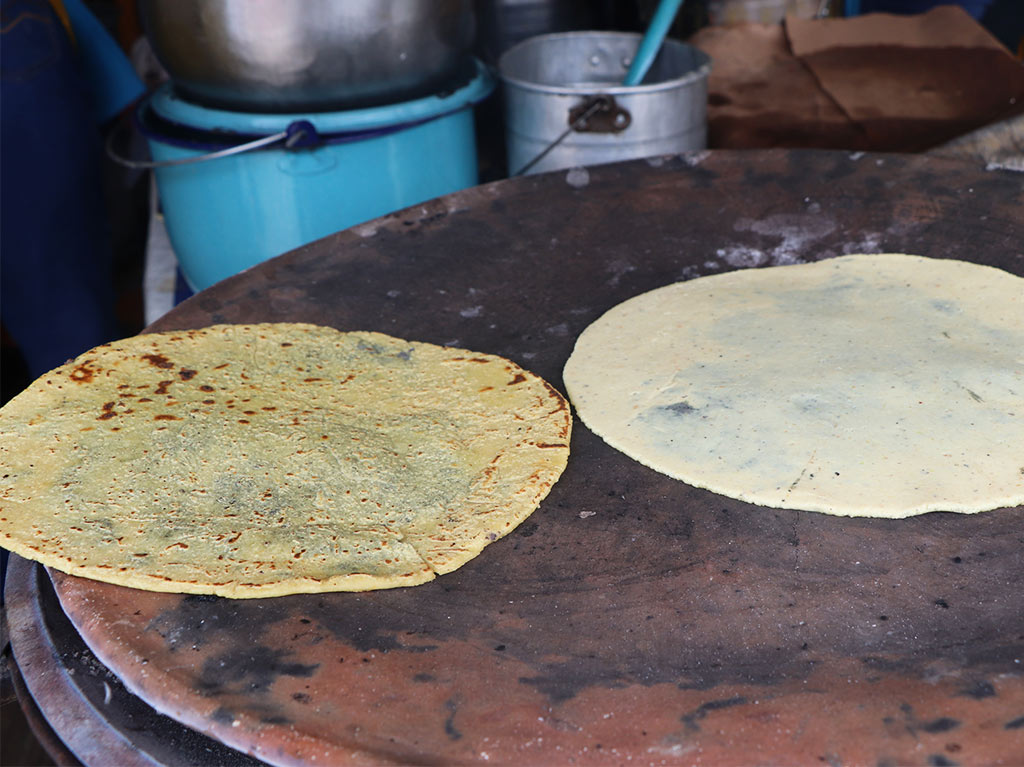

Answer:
[139,60,494,291]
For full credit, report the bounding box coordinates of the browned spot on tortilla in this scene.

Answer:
[154,381,173,395]
[509,373,527,385]
[469,357,490,364]
[198,384,215,392]
[153,414,180,421]
[142,354,174,369]
[102,402,116,411]
[213,363,229,370]
[534,442,567,449]
[304,378,323,382]
[178,368,198,381]
[69,365,95,383]
[540,380,568,412]
[238,419,250,424]
[137,397,153,403]
[97,412,117,421]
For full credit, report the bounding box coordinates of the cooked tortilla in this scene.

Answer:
[0,324,571,597]
[563,254,1023,517]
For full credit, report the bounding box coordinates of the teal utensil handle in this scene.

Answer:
[623,0,685,86]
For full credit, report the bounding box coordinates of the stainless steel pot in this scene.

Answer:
[139,0,476,112]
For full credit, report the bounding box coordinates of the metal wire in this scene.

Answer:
[510,97,607,177]
[105,127,290,170]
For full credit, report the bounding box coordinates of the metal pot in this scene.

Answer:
[499,32,710,175]
[139,0,476,112]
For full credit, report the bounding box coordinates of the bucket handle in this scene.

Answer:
[512,95,624,176]
[106,120,316,170]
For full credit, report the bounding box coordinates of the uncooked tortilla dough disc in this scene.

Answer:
[563,254,1023,518]
[0,324,571,597]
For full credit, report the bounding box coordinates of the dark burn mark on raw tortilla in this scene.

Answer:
[661,400,697,416]
[142,354,174,369]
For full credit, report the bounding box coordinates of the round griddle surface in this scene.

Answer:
[41,151,1024,765]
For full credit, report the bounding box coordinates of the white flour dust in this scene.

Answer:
[727,213,838,266]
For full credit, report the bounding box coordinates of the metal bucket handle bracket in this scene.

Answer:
[513,93,631,176]
[569,95,631,133]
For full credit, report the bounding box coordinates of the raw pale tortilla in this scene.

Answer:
[563,254,1023,517]
[0,324,571,597]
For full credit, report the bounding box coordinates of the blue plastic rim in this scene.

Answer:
[144,60,494,292]
[145,59,494,147]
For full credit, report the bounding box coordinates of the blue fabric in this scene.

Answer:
[1,0,119,376]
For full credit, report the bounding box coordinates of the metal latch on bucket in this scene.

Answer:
[568,95,631,133]
[513,94,632,176]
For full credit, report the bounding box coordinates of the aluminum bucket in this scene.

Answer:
[499,31,711,176]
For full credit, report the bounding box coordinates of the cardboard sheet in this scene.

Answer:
[692,5,1024,150]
